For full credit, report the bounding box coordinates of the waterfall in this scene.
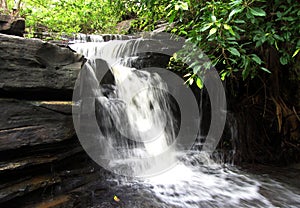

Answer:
[70,37,180,177]
[70,35,300,208]
[71,33,104,43]
[69,33,136,44]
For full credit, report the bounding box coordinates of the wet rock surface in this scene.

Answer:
[0,34,104,207]
[0,99,74,151]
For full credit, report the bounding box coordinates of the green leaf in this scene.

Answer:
[200,23,213,32]
[242,68,250,80]
[273,34,284,41]
[167,9,173,17]
[181,2,189,11]
[260,67,271,73]
[275,41,279,51]
[196,77,203,89]
[208,28,217,36]
[233,25,245,32]
[193,65,201,74]
[227,8,243,22]
[251,54,262,64]
[234,19,245,24]
[249,7,266,16]
[241,55,249,68]
[282,17,294,21]
[175,2,189,11]
[292,48,300,57]
[168,12,177,23]
[276,11,282,18]
[229,0,243,6]
[220,71,229,81]
[228,47,240,57]
[215,22,221,28]
[223,24,230,30]
[179,30,188,35]
[223,24,235,36]
[280,56,288,65]
[165,4,173,10]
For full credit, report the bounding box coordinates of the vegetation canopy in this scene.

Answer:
[1,0,299,83]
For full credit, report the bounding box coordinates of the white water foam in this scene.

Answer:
[70,39,177,176]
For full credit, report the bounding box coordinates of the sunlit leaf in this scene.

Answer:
[224,24,230,30]
[189,77,194,85]
[223,24,235,35]
[196,77,203,89]
[211,15,216,22]
[114,195,120,202]
[181,2,189,11]
[209,28,217,36]
[292,48,300,57]
[220,71,227,81]
[215,22,221,28]
[183,73,191,77]
[260,67,271,73]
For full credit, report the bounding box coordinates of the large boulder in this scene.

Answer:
[0,14,25,37]
[0,33,83,99]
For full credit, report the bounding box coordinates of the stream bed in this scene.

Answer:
[89,152,300,208]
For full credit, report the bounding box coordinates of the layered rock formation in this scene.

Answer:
[0,34,103,207]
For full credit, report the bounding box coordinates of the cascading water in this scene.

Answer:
[71,33,104,43]
[71,38,181,177]
[70,35,300,207]
[70,33,136,44]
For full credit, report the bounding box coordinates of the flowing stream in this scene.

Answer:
[69,36,300,207]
